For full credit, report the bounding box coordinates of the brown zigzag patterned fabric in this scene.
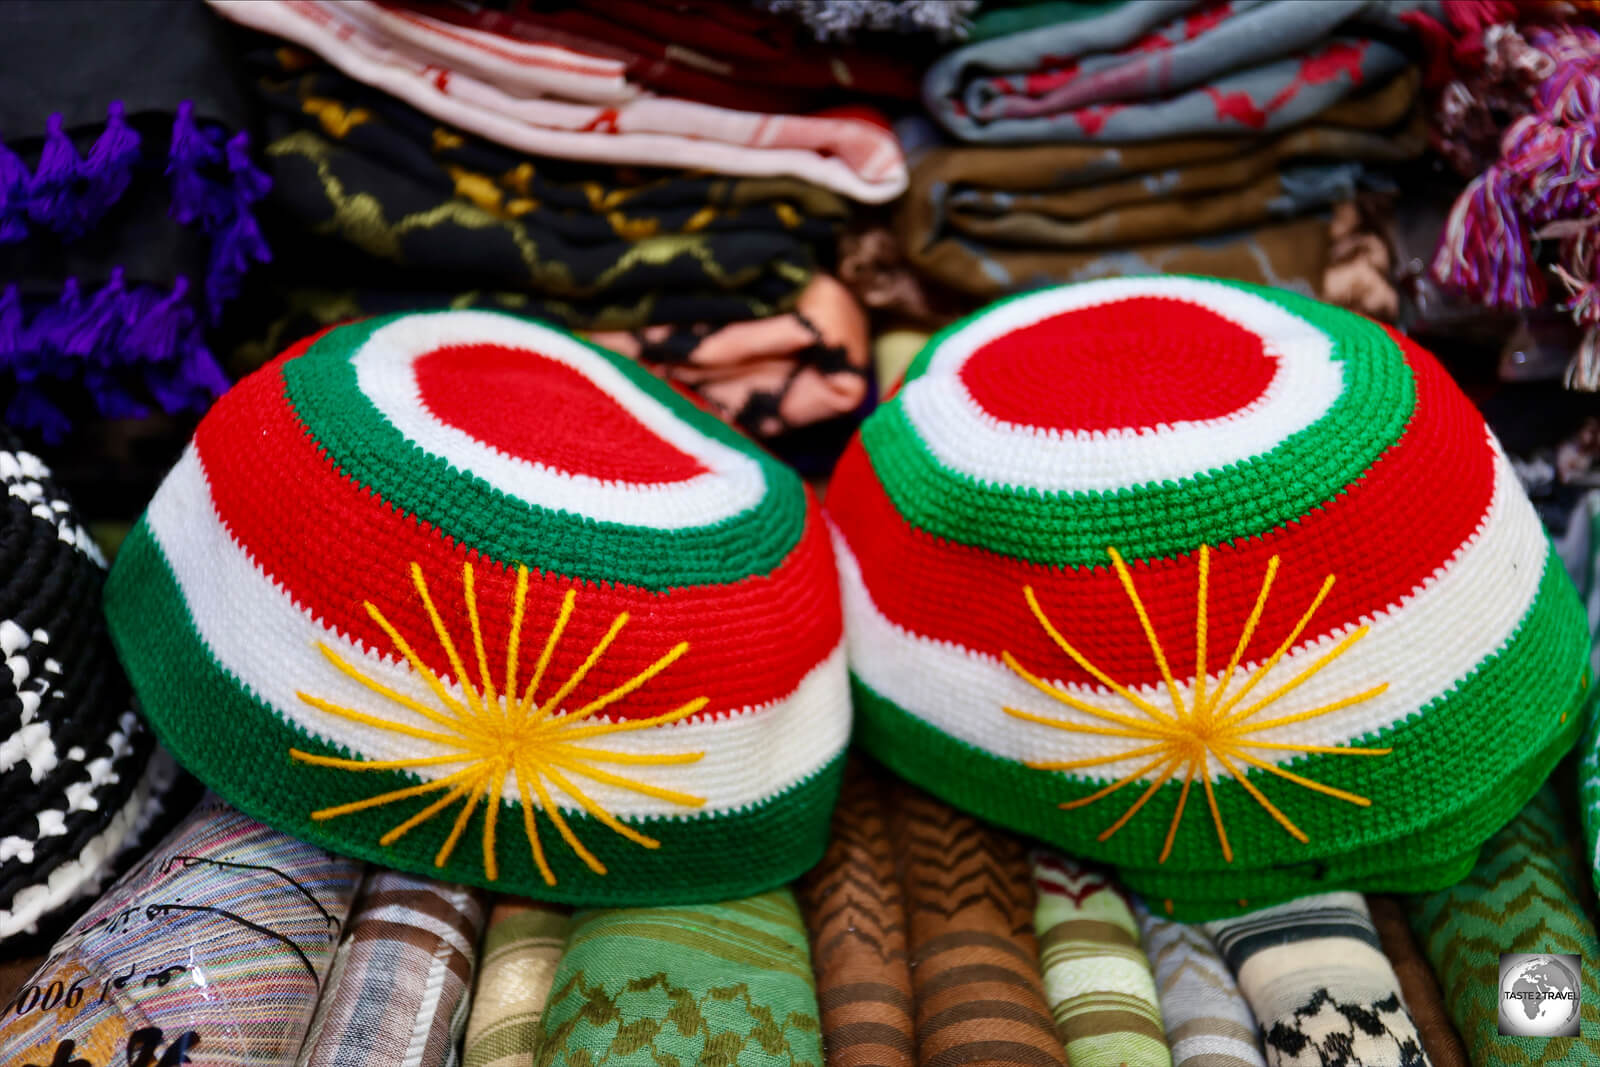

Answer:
[887,782,1069,1067]
[797,761,915,1067]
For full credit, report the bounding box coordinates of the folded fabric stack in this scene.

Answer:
[894,0,1428,310]
[206,0,894,466]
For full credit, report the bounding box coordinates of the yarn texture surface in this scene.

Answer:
[825,274,1595,919]
[105,308,849,905]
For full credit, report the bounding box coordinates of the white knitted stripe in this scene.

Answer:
[899,276,1346,493]
[832,436,1547,779]
[349,310,769,530]
[145,446,850,818]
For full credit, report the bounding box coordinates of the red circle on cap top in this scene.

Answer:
[958,297,1281,434]
[415,344,709,484]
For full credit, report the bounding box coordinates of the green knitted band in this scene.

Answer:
[105,519,842,904]
[852,548,1592,917]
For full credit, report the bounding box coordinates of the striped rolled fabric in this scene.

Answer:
[535,890,823,1067]
[796,760,914,1067]
[1133,899,1265,1067]
[1032,852,1170,1067]
[887,784,1069,1067]
[298,869,488,1067]
[463,900,570,1067]
[1205,893,1428,1067]
[826,275,1596,920]
[104,308,850,905]
[1405,783,1600,1062]
[1365,897,1466,1067]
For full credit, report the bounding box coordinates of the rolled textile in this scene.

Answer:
[1406,783,1600,1062]
[888,784,1069,1067]
[1032,852,1170,1067]
[209,0,907,203]
[795,761,914,1067]
[0,796,363,1067]
[1365,897,1466,1067]
[1133,900,1266,1067]
[588,274,871,442]
[297,870,489,1067]
[464,900,570,1067]
[403,0,924,111]
[534,891,823,1067]
[1205,893,1428,1067]
[923,0,1417,144]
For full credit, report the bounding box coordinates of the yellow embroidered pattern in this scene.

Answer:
[290,562,707,885]
[1002,546,1391,864]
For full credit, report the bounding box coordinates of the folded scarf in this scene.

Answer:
[0,1,271,444]
[588,273,871,446]
[887,783,1070,1067]
[210,0,906,203]
[796,761,914,1067]
[1365,897,1466,1067]
[1406,783,1600,1062]
[897,72,1420,301]
[900,214,1331,302]
[923,0,1418,144]
[1134,900,1266,1067]
[405,0,924,112]
[1032,853,1170,1067]
[0,796,363,1067]
[534,891,823,1067]
[464,900,570,1067]
[248,50,838,331]
[1205,893,1428,1067]
[297,870,488,1067]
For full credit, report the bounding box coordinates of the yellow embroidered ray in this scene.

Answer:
[1002,545,1391,865]
[290,562,707,885]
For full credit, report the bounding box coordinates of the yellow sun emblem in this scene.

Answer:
[289,562,707,885]
[1002,545,1392,865]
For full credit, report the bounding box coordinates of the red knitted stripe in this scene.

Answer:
[831,328,1494,688]
[414,343,708,483]
[958,297,1280,432]
[194,350,841,723]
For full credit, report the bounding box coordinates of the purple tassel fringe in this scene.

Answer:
[1433,21,1600,346]
[0,275,230,443]
[0,100,273,435]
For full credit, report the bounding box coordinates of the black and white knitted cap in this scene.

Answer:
[0,431,176,954]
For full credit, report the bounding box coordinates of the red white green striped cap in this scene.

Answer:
[105,309,849,905]
[827,276,1594,917]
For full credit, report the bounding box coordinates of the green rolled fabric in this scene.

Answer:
[534,890,823,1067]
[1033,852,1171,1067]
[1406,783,1600,1063]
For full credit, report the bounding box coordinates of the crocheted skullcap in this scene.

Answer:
[825,275,1595,920]
[105,309,848,905]
[0,431,176,953]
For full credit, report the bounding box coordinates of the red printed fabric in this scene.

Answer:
[388,0,923,110]
[924,0,1426,143]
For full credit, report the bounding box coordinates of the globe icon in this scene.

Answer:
[1500,955,1582,1037]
